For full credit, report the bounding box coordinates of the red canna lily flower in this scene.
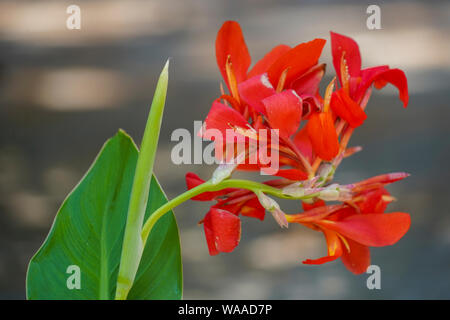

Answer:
[186,172,273,255]
[186,21,412,273]
[329,31,409,128]
[286,198,410,274]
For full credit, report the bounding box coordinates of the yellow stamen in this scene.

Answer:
[276,68,289,92]
[382,195,397,203]
[337,233,351,253]
[225,55,240,104]
[340,51,350,94]
[323,77,336,113]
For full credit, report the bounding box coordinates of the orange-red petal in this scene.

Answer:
[291,63,326,96]
[321,212,411,247]
[306,111,339,161]
[373,68,409,108]
[203,101,249,141]
[238,74,276,115]
[303,229,343,265]
[330,31,362,82]
[267,38,326,88]
[262,90,303,139]
[340,238,371,274]
[293,126,314,163]
[261,168,308,181]
[203,208,241,255]
[216,21,251,89]
[330,89,367,128]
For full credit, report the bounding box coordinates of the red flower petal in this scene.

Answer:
[262,90,303,139]
[267,38,326,88]
[203,101,249,141]
[358,65,389,98]
[293,126,314,163]
[303,229,343,265]
[373,69,409,108]
[248,44,291,78]
[238,74,276,115]
[287,204,345,223]
[340,238,371,274]
[203,208,241,255]
[358,187,390,214]
[216,21,251,89]
[358,67,409,108]
[261,168,308,181]
[330,89,367,128]
[330,32,362,82]
[321,212,411,247]
[354,172,410,190]
[240,197,265,220]
[306,111,339,161]
[291,63,326,96]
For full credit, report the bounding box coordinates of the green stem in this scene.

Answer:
[115,60,169,300]
[141,178,320,244]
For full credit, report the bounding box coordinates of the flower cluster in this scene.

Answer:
[185,21,410,274]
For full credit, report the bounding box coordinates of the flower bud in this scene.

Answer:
[256,192,288,228]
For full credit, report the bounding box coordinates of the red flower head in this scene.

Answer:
[185,21,411,275]
[329,32,409,128]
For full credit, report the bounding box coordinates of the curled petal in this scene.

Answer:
[357,67,409,108]
[203,208,241,255]
[216,21,251,89]
[262,90,303,139]
[330,89,367,128]
[306,111,339,161]
[373,68,409,108]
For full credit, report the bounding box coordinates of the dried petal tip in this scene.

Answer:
[271,208,289,229]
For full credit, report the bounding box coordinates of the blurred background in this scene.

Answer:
[0,0,449,299]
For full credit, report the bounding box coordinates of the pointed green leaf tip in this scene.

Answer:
[115,60,170,300]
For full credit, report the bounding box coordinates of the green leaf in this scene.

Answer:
[26,130,182,300]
